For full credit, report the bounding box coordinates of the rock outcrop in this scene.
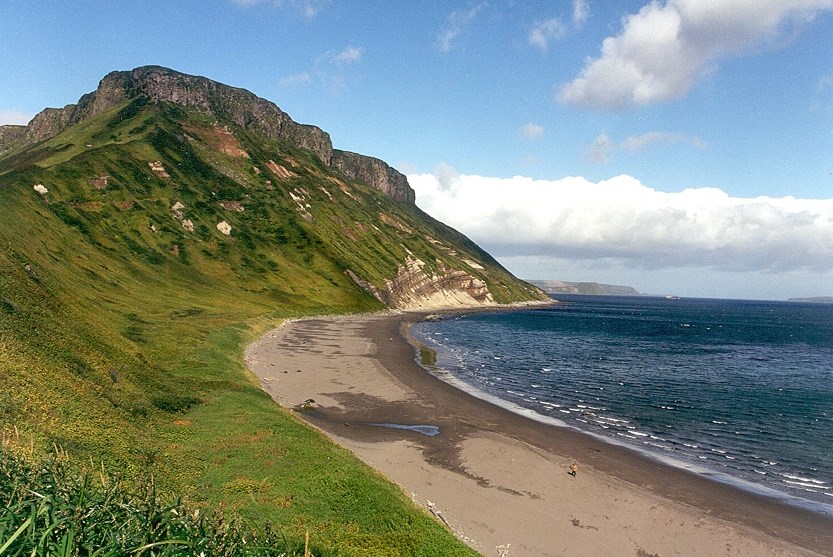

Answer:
[331,150,414,204]
[348,256,495,310]
[23,66,333,164]
[0,125,27,157]
[16,66,415,203]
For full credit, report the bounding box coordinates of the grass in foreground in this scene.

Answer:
[0,444,325,556]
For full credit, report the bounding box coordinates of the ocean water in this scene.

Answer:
[409,295,833,514]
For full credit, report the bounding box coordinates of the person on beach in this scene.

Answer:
[569,463,578,476]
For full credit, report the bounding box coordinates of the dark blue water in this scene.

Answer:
[410,295,833,513]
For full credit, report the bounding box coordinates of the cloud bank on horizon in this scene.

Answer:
[409,170,833,292]
[559,0,833,110]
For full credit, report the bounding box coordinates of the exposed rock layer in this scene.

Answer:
[348,256,495,310]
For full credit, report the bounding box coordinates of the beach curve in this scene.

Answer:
[244,312,833,557]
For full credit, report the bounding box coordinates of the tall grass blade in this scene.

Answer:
[0,515,32,555]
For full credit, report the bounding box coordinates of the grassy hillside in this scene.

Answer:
[0,93,537,554]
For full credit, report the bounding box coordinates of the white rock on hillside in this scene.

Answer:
[217,221,232,235]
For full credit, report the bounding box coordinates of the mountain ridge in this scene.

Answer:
[3,65,414,203]
[2,65,540,309]
[0,65,546,553]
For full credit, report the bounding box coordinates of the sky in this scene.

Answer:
[1,1,832,300]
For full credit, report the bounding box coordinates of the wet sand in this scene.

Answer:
[245,313,833,557]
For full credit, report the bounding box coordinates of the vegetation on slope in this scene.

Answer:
[0,85,536,555]
[1,444,327,556]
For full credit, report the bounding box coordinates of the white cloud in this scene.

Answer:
[520,123,545,139]
[0,109,33,126]
[408,171,833,278]
[573,0,589,26]
[588,131,707,162]
[336,46,363,64]
[438,3,487,52]
[278,72,312,88]
[433,163,462,194]
[559,0,833,110]
[529,18,567,53]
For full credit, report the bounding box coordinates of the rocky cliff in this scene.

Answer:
[14,66,414,203]
[331,149,414,204]
[349,256,495,309]
[0,125,26,157]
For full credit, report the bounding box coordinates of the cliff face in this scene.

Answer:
[25,66,333,164]
[331,149,414,204]
[0,125,27,157]
[349,256,495,309]
[18,66,414,203]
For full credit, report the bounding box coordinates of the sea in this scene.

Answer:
[409,295,833,515]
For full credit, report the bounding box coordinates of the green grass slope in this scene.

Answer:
[0,95,540,555]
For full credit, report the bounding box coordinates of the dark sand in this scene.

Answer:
[246,313,833,557]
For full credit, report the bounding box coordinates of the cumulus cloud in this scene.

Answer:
[408,170,833,275]
[438,3,487,52]
[558,0,833,110]
[529,18,567,53]
[520,123,545,139]
[0,109,33,125]
[589,131,707,162]
[336,46,363,64]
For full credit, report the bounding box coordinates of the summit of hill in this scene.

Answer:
[0,66,545,554]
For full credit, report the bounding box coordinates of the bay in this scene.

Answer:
[410,295,833,514]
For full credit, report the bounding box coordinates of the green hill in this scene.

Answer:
[0,66,546,555]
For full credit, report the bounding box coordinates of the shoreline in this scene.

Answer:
[406,314,833,519]
[245,311,833,557]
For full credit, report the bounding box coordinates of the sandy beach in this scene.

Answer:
[245,313,833,557]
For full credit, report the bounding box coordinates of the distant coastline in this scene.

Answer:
[528,279,640,296]
[788,296,833,303]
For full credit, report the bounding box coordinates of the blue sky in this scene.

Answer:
[2,1,832,299]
